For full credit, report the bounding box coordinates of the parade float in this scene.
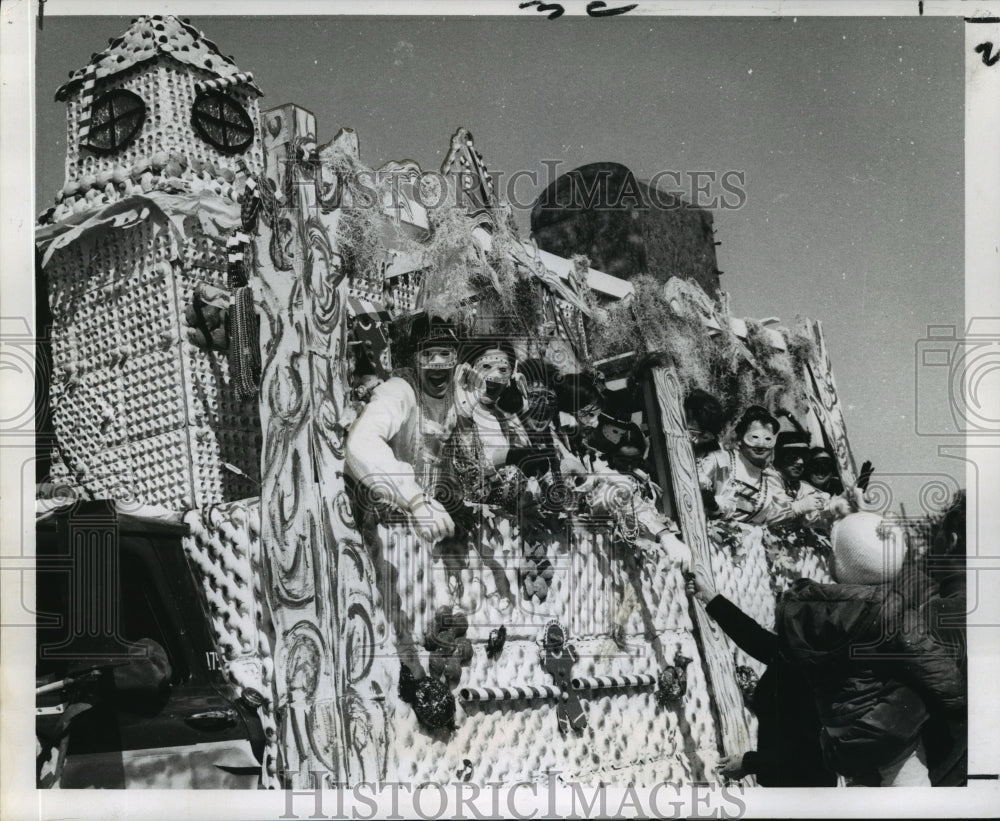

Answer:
[34,15,860,789]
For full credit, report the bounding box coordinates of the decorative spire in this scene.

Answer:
[55,15,261,101]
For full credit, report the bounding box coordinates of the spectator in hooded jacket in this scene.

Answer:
[687,564,836,786]
[776,512,966,786]
[918,491,967,786]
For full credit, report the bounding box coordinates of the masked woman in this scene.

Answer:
[446,339,530,506]
[698,406,824,526]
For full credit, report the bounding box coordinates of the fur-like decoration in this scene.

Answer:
[656,653,693,707]
[398,662,457,731]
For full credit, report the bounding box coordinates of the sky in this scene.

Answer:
[33,12,966,516]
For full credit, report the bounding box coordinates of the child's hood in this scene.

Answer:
[776,578,898,667]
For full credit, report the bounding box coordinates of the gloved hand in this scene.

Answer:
[857,459,874,492]
[409,496,455,542]
[826,485,867,519]
[453,363,487,414]
[716,497,737,519]
[791,494,825,516]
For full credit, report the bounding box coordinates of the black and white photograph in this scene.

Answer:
[2,1,999,818]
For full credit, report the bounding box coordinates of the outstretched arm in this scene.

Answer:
[345,379,454,541]
[705,594,779,664]
[346,378,424,509]
[687,563,778,663]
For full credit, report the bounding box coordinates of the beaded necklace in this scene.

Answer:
[728,449,769,521]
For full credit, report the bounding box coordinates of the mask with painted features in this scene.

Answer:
[523,383,558,432]
[416,345,457,398]
[739,421,776,468]
[471,349,513,404]
[576,402,602,430]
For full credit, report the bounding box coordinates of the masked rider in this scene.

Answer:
[345,314,460,543]
[698,406,824,526]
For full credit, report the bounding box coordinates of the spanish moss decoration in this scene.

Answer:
[783,325,818,382]
[588,274,741,402]
[326,150,396,286]
[742,319,810,417]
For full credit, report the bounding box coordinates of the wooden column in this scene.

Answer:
[253,104,387,788]
[648,366,755,760]
[798,319,858,486]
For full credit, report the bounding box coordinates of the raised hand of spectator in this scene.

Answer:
[717,753,748,780]
[685,562,718,605]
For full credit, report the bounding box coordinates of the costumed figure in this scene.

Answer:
[554,372,603,452]
[805,447,844,496]
[683,388,727,465]
[698,406,822,526]
[503,357,564,476]
[344,314,461,543]
[446,339,529,508]
[502,357,581,487]
[772,431,835,529]
[494,358,584,537]
[584,410,685,564]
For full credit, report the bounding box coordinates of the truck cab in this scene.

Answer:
[35,500,265,788]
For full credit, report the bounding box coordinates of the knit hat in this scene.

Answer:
[830,512,907,584]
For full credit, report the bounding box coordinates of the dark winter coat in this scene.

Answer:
[705,594,836,787]
[775,578,966,779]
[919,570,967,786]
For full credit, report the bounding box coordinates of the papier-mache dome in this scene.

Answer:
[55,14,261,101]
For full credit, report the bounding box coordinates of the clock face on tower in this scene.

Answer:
[191,90,255,154]
[86,89,147,154]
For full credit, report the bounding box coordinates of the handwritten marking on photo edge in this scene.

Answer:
[974,42,1000,67]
